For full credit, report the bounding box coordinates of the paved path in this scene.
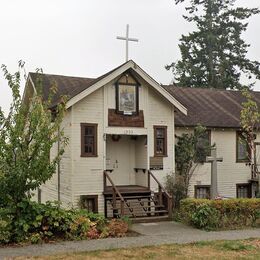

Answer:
[0,221,259,259]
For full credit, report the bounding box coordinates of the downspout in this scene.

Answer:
[57,126,61,202]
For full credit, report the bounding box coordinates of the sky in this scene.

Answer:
[0,0,260,114]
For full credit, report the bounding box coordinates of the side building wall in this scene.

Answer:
[175,127,258,198]
[40,108,73,207]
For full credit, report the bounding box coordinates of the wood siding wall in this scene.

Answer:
[175,128,258,198]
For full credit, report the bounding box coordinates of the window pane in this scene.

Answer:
[85,126,94,136]
[237,135,248,161]
[237,185,249,198]
[196,187,210,199]
[156,139,164,154]
[84,136,94,154]
[156,128,164,138]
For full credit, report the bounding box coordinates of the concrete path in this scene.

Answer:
[0,221,259,259]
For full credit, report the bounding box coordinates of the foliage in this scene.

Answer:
[0,62,68,207]
[107,219,129,237]
[240,88,260,165]
[179,198,260,230]
[165,174,186,209]
[191,204,220,230]
[167,0,260,89]
[171,125,212,199]
[0,200,129,244]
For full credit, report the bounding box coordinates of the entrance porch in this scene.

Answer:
[103,134,172,220]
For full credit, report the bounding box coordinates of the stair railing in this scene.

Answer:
[104,170,134,217]
[148,170,173,218]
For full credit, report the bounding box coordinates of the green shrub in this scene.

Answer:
[191,204,220,230]
[0,199,129,244]
[179,198,260,230]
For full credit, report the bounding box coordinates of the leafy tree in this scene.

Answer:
[0,62,68,207]
[240,88,260,180]
[166,125,212,207]
[167,0,260,89]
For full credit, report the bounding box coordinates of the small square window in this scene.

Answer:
[237,184,251,198]
[195,185,210,199]
[80,195,98,213]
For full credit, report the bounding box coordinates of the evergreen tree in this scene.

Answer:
[167,0,260,89]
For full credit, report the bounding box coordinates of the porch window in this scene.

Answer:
[237,184,251,198]
[81,123,97,157]
[195,185,210,199]
[236,131,250,162]
[154,126,167,157]
[80,195,98,213]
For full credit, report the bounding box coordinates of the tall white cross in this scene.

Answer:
[206,147,223,199]
[116,24,139,62]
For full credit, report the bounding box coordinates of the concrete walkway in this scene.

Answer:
[0,221,259,259]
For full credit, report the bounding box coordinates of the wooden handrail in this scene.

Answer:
[104,171,124,202]
[148,170,172,199]
[104,170,136,218]
[148,170,173,218]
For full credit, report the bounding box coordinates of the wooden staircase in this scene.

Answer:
[103,170,173,222]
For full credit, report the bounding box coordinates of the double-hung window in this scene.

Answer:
[236,131,249,162]
[154,126,167,157]
[81,123,97,157]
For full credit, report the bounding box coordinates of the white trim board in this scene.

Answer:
[66,60,187,115]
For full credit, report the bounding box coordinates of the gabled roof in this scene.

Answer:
[28,60,187,115]
[163,85,260,129]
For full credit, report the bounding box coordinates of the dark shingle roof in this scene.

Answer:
[29,73,95,107]
[29,66,260,129]
[163,85,260,128]
[29,61,130,107]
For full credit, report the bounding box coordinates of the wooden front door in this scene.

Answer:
[106,135,135,185]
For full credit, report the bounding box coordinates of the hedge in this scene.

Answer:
[179,198,260,230]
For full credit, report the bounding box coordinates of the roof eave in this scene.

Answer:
[66,60,187,115]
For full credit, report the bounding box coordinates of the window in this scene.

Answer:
[154,126,167,157]
[237,184,251,198]
[236,131,250,162]
[195,185,211,199]
[81,123,97,157]
[80,195,98,213]
[115,73,139,115]
[195,130,211,163]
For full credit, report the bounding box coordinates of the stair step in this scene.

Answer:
[107,195,152,200]
[131,215,171,223]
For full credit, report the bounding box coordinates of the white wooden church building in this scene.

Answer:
[25,60,260,219]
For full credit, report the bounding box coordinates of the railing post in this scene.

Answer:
[148,171,150,190]
[120,200,125,217]
[103,171,107,191]
[158,186,162,206]
[168,197,173,218]
[112,187,117,218]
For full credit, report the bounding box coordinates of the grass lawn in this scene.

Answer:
[21,239,260,260]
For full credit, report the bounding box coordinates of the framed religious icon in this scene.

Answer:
[116,73,139,115]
